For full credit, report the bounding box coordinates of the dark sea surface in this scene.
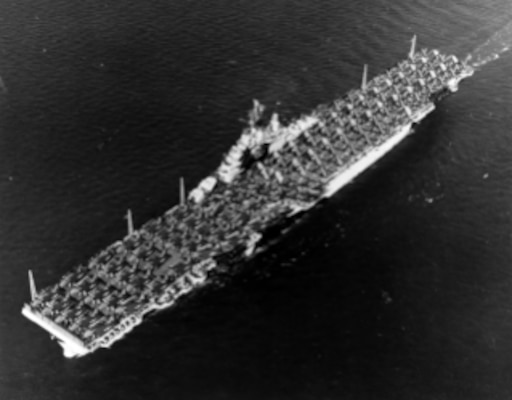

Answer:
[1,1,512,399]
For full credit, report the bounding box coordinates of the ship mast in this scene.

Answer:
[28,270,37,302]
[126,209,134,236]
[409,34,417,59]
[361,64,368,90]
[180,177,186,206]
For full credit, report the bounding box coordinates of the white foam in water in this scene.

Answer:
[469,19,512,68]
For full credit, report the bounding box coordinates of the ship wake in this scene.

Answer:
[467,18,512,68]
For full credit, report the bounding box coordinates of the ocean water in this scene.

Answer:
[1,1,512,399]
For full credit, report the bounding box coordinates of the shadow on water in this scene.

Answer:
[64,110,451,400]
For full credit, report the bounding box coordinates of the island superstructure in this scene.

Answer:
[21,37,474,358]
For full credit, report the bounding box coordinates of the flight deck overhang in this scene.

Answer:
[21,304,90,358]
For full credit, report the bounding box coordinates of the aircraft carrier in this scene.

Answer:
[21,36,474,358]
